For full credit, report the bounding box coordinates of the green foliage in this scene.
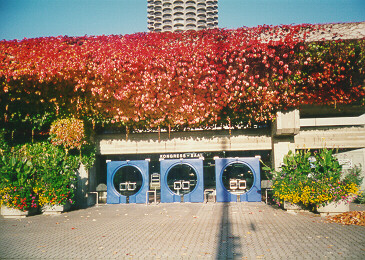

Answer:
[79,143,96,169]
[355,191,365,204]
[0,152,37,211]
[0,129,8,155]
[18,142,80,206]
[266,149,360,207]
[312,149,343,181]
[0,139,95,209]
[343,165,363,187]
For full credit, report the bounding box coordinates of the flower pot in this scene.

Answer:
[316,200,350,217]
[1,205,38,218]
[42,202,71,215]
[283,201,302,212]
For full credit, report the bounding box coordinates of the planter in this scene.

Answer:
[316,200,350,217]
[283,201,302,212]
[1,205,38,218]
[42,202,71,215]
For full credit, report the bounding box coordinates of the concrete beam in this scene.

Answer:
[294,126,365,149]
[97,129,272,155]
[300,113,365,127]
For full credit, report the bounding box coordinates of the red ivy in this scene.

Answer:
[0,24,364,130]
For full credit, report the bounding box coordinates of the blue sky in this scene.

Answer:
[1,0,364,40]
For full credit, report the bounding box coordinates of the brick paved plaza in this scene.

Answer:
[1,202,364,259]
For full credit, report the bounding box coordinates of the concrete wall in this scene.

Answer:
[295,126,365,149]
[86,111,365,204]
[96,114,365,168]
[335,148,365,191]
[97,128,272,155]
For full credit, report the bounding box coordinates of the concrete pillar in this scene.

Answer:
[271,109,300,170]
[89,164,97,192]
[272,136,296,171]
[76,163,89,209]
[75,164,100,208]
[87,165,98,206]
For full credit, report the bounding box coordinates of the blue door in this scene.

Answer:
[160,159,204,203]
[107,160,149,204]
[215,158,261,202]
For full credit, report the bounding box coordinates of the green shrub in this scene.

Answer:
[264,149,361,207]
[17,142,79,206]
[355,191,365,204]
[0,140,93,209]
[343,165,363,187]
[0,153,37,211]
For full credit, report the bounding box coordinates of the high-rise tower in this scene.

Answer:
[147,0,218,32]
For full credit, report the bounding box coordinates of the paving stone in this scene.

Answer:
[1,202,365,259]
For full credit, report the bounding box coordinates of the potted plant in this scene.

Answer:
[0,118,94,216]
[0,155,39,218]
[265,149,361,215]
[316,165,363,216]
[39,156,78,214]
[18,142,78,215]
[263,150,312,211]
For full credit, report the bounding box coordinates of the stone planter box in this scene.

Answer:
[316,200,350,217]
[283,201,310,213]
[1,205,37,218]
[42,202,71,215]
[283,201,302,212]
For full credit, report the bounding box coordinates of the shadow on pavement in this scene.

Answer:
[216,203,242,259]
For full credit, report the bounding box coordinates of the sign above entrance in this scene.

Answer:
[159,152,204,160]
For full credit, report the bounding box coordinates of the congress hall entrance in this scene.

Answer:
[98,150,269,204]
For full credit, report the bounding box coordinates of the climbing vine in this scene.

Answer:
[0,24,364,133]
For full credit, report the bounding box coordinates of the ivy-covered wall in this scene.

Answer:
[1,24,364,137]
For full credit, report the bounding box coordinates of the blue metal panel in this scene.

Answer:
[160,159,204,203]
[240,158,261,202]
[215,158,261,202]
[106,160,149,204]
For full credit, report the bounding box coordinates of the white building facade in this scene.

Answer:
[147,0,218,32]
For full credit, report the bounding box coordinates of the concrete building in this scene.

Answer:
[147,0,218,32]
[81,22,365,207]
